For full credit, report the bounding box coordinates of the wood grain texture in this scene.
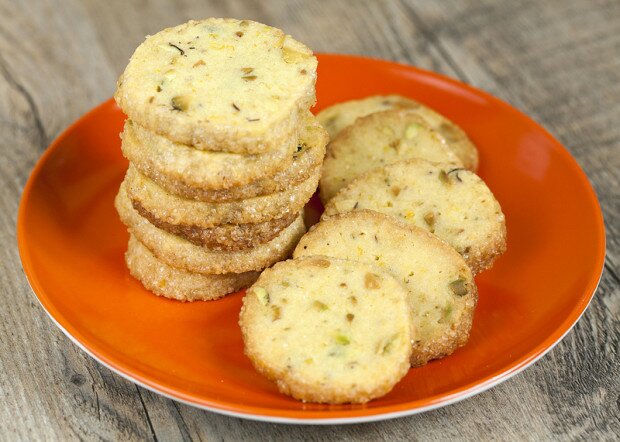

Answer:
[0,0,618,439]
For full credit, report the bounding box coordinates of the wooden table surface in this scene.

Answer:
[2,0,619,439]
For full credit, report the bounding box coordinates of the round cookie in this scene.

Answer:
[126,115,328,202]
[124,164,320,228]
[323,159,507,274]
[239,256,412,404]
[317,94,478,170]
[115,183,307,274]
[126,235,259,301]
[133,200,297,251]
[294,210,477,366]
[319,108,462,203]
[122,119,294,191]
[317,94,417,138]
[114,18,317,154]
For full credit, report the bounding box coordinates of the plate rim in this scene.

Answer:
[17,53,607,424]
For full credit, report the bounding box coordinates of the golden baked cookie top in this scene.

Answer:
[323,159,507,274]
[294,210,477,366]
[317,94,479,170]
[115,18,317,153]
[320,108,462,202]
[239,256,412,404]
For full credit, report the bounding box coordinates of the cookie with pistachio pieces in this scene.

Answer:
[323,159,507,274]
[317,94,417,139]
[133,201,298,252]
[115,183,306,274]
[123,163,319,228]
[126,235,259,301]
[115,18,317,154]
[239,256,412,404]
[317,94,478,170]
[320,108,462,203]
[124,113,328,202]
[294,210,477,366]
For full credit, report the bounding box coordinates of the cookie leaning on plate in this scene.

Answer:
[115,18,317,154]
[115,183,307,274]
[240,256,412,404]
[319,108,462,203]
[294,210,477,366]
[126,235,259,301]
[323,159,507,274]
[317,94,479,170]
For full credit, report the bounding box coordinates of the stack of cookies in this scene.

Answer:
[113,19,327,301]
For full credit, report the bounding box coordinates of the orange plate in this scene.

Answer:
[17,54,605,424]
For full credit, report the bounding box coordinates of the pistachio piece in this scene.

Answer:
[424,212,436,229]
[313,300,329,311]
[271,305,281,321]
[439,170,451,185]
[442,303,454,322]
[163,69,176,80]
[376,333,399,355]
[282,46,309,63]
[253,286,269,305]
[171,95,191,112]
[334,334,350,345]
[449,278,468,297]
[346,313,355,322]
[364,272,381,289]
[405,123,421,139]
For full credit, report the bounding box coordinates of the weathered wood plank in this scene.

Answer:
[0,0,617,440]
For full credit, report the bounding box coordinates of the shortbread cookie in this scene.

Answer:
[323,160,507,274]
[317,95,417,138]
[320,109,462,202]
[317,95,478,170]
[239,256,412,404]
[134,200,297,251]
[294,210,477,366]
[122,119,294,191]
[126,235,259,301]
[115,18,317,154]
[124,164,319,228]
[115,184,306,274]
[126,115,328,202]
